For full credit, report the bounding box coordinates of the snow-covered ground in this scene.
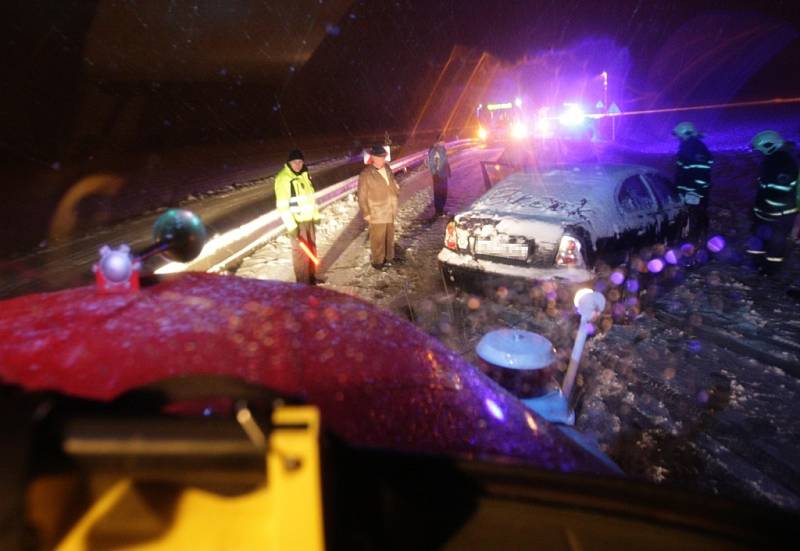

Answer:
[233,142,800,511]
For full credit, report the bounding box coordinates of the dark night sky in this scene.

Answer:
[1,0,799,165]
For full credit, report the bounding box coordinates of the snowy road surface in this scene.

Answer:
[234,142,800,511]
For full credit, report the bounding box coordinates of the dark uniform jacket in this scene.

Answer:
[675,136,714,200]
[753,149,799,221]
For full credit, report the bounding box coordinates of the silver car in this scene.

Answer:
[438,163,690,284]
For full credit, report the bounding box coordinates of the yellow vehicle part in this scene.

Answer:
[54,405,325,551]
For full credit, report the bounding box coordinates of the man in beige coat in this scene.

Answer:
[358,145,400,269]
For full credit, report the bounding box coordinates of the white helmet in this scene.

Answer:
[672,121,699,140]
[751,130,784,155]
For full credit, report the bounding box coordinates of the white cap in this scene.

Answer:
[476,329,556,370]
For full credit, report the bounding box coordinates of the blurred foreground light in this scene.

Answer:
[647,258,665,273]
[665,249,679,265]
[478,127,488,140]
[515,97,523,108]
[484,398,505,421]
[609,271,625,285]
[707,235,726,253]
[559,103,586,127]
[524,411,538,432]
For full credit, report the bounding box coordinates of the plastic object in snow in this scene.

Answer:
[476,329,556,370]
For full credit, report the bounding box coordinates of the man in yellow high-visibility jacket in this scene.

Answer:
[275,149,322,284]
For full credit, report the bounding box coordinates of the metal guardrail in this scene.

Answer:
[155,140,473,274]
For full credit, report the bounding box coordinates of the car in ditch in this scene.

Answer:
[438,162,690,285]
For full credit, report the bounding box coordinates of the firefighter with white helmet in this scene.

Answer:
[673,122,714,240]
[746,130,798,276]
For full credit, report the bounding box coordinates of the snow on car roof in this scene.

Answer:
[468,163,658,244]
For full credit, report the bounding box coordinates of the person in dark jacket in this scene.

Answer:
[745,130,798,276]
[673,122,714,240]
[427,133,452,216]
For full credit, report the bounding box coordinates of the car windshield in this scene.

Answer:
[2,0,800,525]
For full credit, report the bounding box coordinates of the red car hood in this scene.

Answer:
[0,272,615,475]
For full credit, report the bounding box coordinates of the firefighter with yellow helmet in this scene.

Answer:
[275,149,322,284]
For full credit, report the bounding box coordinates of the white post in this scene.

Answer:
[562,290,606,401]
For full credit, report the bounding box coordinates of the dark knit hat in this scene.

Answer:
[368,144,388,157]
[287,149,304,161]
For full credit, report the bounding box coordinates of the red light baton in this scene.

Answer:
[298,238,320,267]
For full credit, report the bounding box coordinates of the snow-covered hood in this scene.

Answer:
[461,164,660,245]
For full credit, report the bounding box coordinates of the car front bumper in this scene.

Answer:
[437,248,593,285]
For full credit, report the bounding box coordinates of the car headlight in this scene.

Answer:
[554,235,584,267]
[445,221,458,250]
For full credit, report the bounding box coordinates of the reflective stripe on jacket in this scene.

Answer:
[274,164,320,231]
[675,136,713,199]
[753,150,799,220]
